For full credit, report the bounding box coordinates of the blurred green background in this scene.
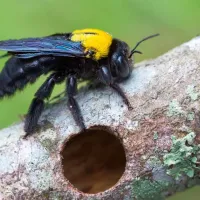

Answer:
[0,0,199,199]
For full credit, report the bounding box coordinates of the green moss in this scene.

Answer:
[186,85,199,101]
[187,178,200,188]
[49,193,64,200]
[39,138,55,152]
[38,133,58,153]
[163,132,200,180]
[131,178,169,200]
[167,99,184,117]
[42,192,50,199]
[46,191,66,200]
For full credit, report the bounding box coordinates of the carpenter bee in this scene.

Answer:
[0,29,159,137]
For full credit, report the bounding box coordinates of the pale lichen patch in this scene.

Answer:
[186,85,199,101]
[187,112,195,121]
[167,99,184,117]
[153,131,159,140]
[163,132,200,180]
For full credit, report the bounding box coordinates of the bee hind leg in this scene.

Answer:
[47,91,65,105]
[23,72,65,138]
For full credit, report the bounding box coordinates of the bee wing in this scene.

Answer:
[11,52,78,59]
[0,38,86,58]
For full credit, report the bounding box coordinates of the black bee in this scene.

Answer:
[0,29,159,137]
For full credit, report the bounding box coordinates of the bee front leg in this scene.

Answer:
[110,83,133,110]
[67,75,86,130]
[97,66,133,110]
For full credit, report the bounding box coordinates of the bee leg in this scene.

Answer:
[67,75,85,130]
[24,72,65,138]
[24,98,45,138]
[47,91,65,104]
[98,66,133,110]
[87,79,103,90]
[110,83,133,110]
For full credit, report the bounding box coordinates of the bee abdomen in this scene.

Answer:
[0,56,56,98]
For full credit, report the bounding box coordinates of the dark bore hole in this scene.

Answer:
[61,128,126,194]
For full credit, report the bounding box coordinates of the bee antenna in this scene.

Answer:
[133,50,142,55]
[129,33,159,58]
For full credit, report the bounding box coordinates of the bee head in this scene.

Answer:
[110,34,159,81]
[110,39,132,81]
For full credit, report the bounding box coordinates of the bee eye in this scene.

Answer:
[114,55,130,78]
[122,49,128,56]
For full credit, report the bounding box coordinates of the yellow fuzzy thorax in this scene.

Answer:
[70,29,112,60]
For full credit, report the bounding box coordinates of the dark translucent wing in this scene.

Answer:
[0,38,85,58]
[14,52,79,59]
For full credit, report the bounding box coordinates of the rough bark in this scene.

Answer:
[1,37,200,200]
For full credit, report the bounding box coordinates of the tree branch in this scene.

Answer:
[1,37,200,200]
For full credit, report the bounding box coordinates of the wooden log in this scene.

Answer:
[0,37,200,200]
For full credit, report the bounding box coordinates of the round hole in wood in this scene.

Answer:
[61,128,126,194]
